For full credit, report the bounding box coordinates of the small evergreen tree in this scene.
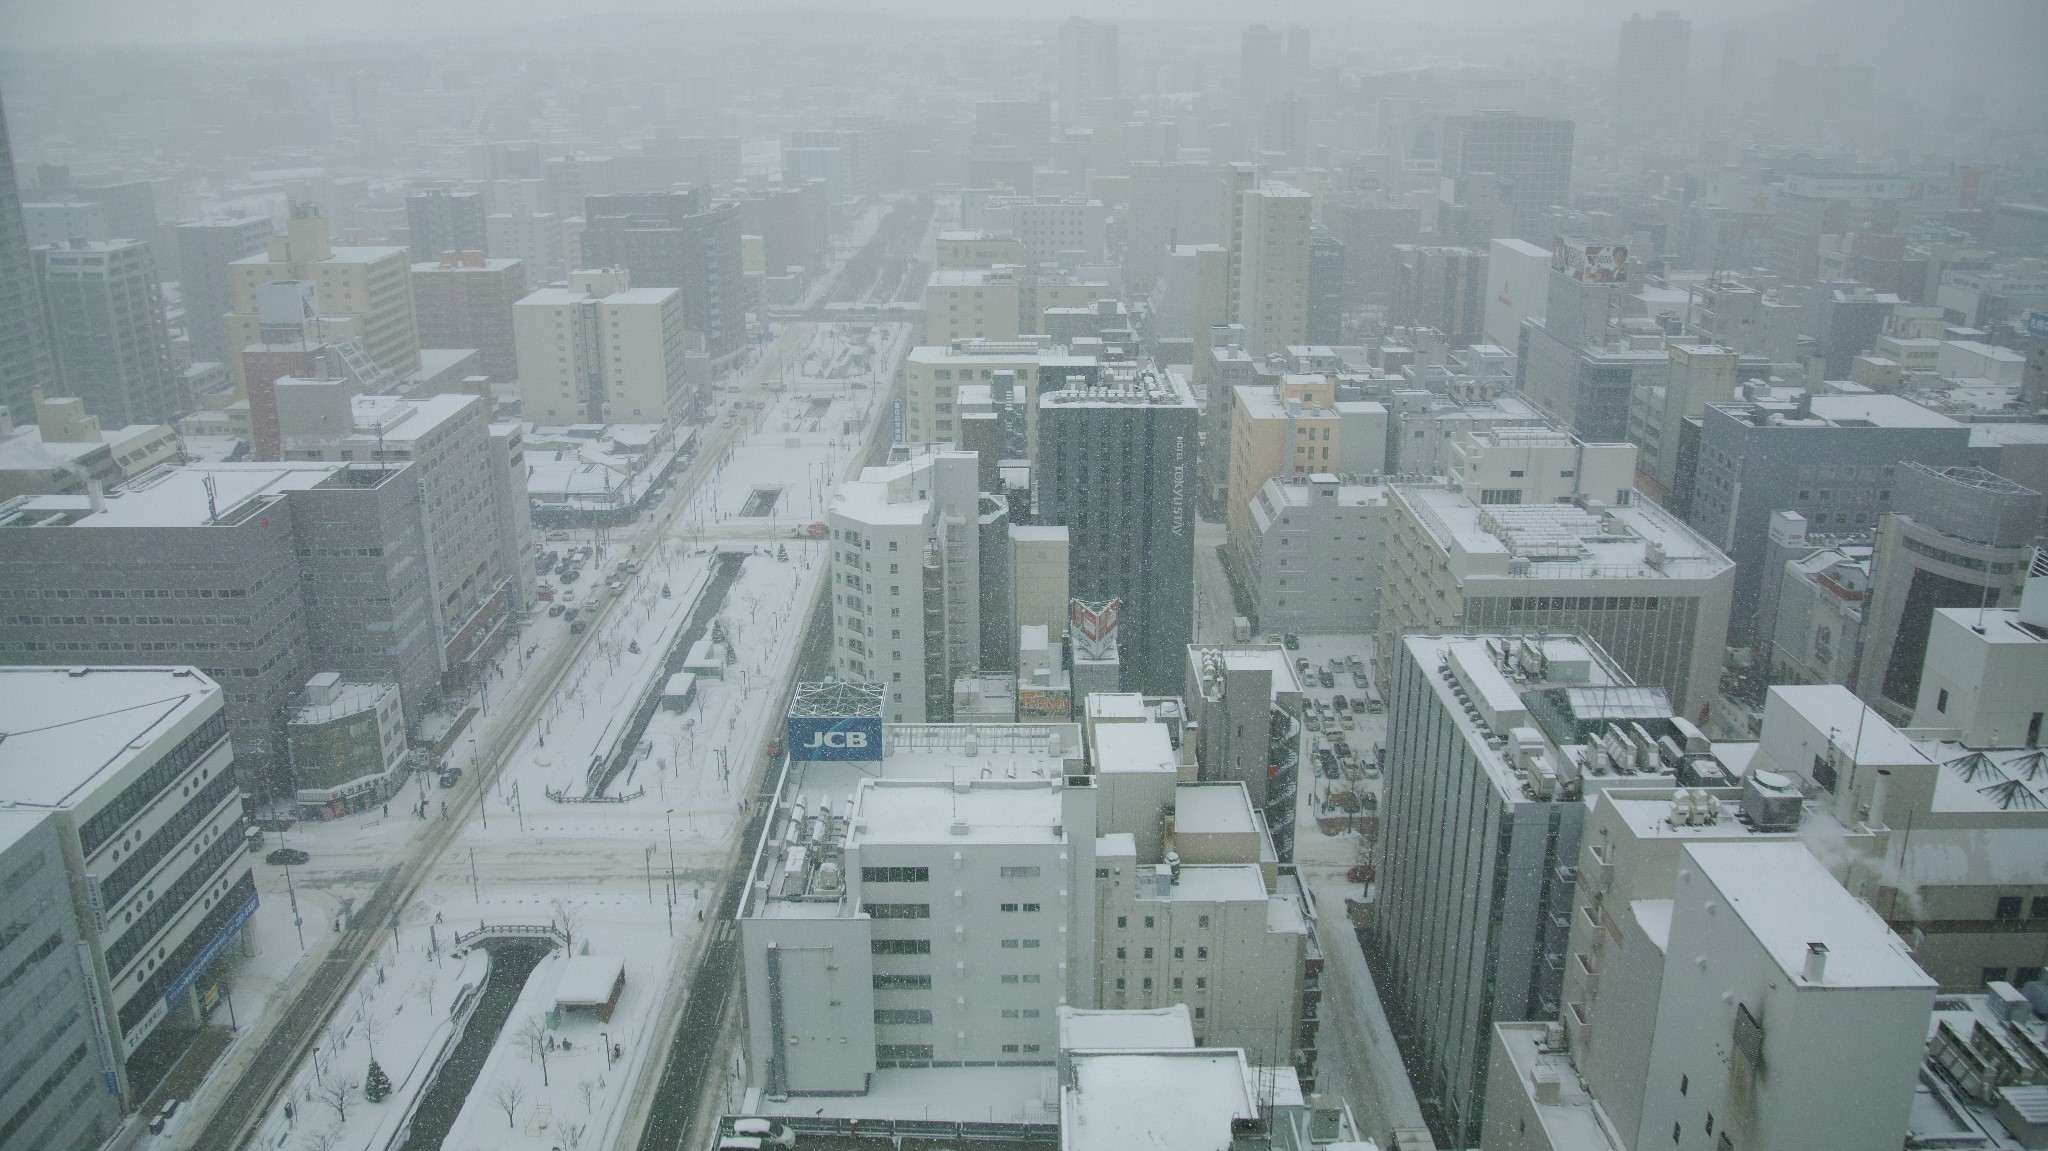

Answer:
[776,543,788,562]
[364,1059,392,1103]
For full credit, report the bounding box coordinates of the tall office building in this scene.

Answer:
[513,268,693,426]
[410,250,527,381]
[1239,24,1286,108]
[0,462,450,785]
[1392,244,1489,346]
[1855,464,2039,723]
[1613,10,1691,137]
[1439,113,1575,239]
[34,239,182,425]
[1035,367,1198,695]
[580,190,745,361]
[1306,227,1345,346]
[1125,162,1253,293]
[405,187,487,259]
[1372,631,1684,1146]
[1236,182,1313,359]
[0,92,55,421]
[175,216,272,366]
[1056,18,1119,121]
[0,666,257,1129]
[827,449,983,723]
[485,205,567,284]
[224,201,419,385]
[1683,396,1971,641]
[1380,432,1735,717]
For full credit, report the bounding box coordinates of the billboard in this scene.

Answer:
[2026,311,2048,340]
[1550,237,1629,284]
[1018,685,1072,721]
[1070,598,1121,662]
[787,715,884,761]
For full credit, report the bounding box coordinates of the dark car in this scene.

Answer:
[1283,633,1300,650]
[559,566,582,583]
[266,848,309,866]
[1318,669,1335,689]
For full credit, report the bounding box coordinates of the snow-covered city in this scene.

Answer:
[3,6,2048,1151]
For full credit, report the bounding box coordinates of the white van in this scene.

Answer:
[732,1119,796,1147]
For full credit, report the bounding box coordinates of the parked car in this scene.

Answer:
[548,603,566,617]
[1352,670,1370,689]
[1318,669,1335,689]
[1283,633,1300,650]
[265,848,309,866]
[731,1119,797,1147]
[559,567,582,583]
[570,620,588,635]
[1332,694,1349,711]
[1295,656,1311,677]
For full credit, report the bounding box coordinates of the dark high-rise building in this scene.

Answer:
[1614,10,1691,137]
[34,238,181,425]
[0,91,55,422]
[1307,226,1345,346]
[405,188,487,260]
[1056,18,1119,123]
[1439,112,1575,239]
[1035,367,1197,696]
[581,190,746,360]
[176,216,272,365]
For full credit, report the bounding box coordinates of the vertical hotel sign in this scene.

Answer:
[76,942,120,1095]
[1070,598,1120,661]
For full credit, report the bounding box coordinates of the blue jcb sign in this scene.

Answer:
[788,715,883,761]
[2027,311,2048,340]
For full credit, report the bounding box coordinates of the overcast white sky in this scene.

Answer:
[0,0,1986,48]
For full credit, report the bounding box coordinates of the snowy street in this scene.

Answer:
[166,315,909,1151]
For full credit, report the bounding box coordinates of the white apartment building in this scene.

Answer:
[225,202,419,385]
[1092,780,1310,1066]
[513,268,692,426]
[1485,840,1936,1151]
[1381,431,1735,717]
[1913,560,2048,749]
[900,340,1096,460]
[738,722,1096,1093]
[1237,182,1313,359]
[485,205,567,283]
[1483,238,1551,350]
[0,667,255,1123]
[828,450,982,722]
[1374,632,1693,1147]
[1246,474,1389,635]
[1184,644,1303,861]
[973,196,1108,266]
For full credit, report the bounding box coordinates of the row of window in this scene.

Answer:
[1114,945,1207,961]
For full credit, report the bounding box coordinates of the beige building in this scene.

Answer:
[1380,431,1734,716]
[934,229,1028,269]
[1010,524,1071,642]
[1226,374,1340,574]
[900,340,1096,458]
[225,201,417,388]
[486,206,568,283]
[1625,343,1738,493]
[924,267,1023,345]
[513,269,693,426]
[1236,182,1313,358]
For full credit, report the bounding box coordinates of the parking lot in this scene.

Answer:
[1269,632,1390,815]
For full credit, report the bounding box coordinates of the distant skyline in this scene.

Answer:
[3,0,2026,49]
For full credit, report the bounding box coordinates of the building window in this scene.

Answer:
[1173,947,1184,959]
[1193,1007,1205,1020]
[863,866,930,883]
[1937,689,1949,713]
[1001,1009,1019,1019]
[863,903,930,920]
[1116,917,1126,929]
[1001,903,1019,913]
[1985,967,2011,984]
[1001,866,1041,878]
[1143,916,1154,929]
[872,939,931,955]
[1022,939,1040,949]
[1022,903,1040,913]
[1115,978,1125,990]
[2032,897,2048,919]
[1142,978,1153,990]
[1996,896,2023,921]
[875,1009,933,1025]
[874,974,932,989]
[1197,947,1208,960]
[1198,915,1209,928]
[1003,939,1020,949]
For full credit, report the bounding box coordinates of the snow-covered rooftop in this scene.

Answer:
[0,666,221,811]
[1091,722,1176,776]
[1685,840,1933,989]
[1064,1049,1256,1151]
[848,778,1066,847]
[1173,783,1257,836]
[1057,1004,1195,1052]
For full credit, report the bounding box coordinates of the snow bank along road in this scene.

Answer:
[182,322,862,1151]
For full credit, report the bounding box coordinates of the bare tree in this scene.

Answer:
[359,1009,385,1062]
[413,970,439,1015]
[552,898,584,951]
[562,1121,587,1150]
[488,1079,526,1129]
[297,1126,343,1151]
[313,1074,354,1125]
[514,1015,552,1086]
[578,1078,597,1113]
